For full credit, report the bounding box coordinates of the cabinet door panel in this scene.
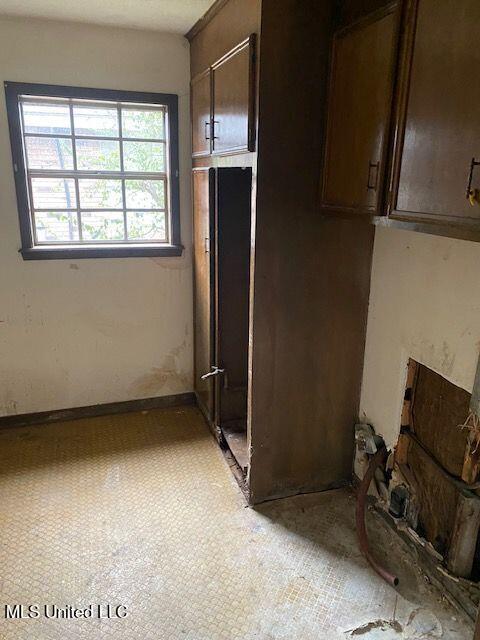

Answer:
[193,169,215,421]
[321,8,397,215]
[191,70,211,157]
[212,36,255,154]
[392,0,480,223]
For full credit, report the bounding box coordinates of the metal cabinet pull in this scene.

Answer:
[367,161,379,191]
[204,121,210,140]
[212,120,219,140]
[466,157,480,206]
[201,366,225,380]
[204,237,210,253]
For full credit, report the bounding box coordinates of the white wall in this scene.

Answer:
[0,16,193,416]
[360,226,480,447]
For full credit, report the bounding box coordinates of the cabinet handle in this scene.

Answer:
[466,157,480,206]
[212,120,219,140]
[367,161,379,191]
[204,121,210,140]
[204,237,210,253]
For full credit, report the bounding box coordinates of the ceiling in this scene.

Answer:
[0,0,215,34]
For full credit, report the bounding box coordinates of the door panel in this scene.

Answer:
[392,0,480,223]
[321,8,397,215]
[193,169,215,421]
[214,168,252,427]
[191,69,211,157]
[212,36,255,155]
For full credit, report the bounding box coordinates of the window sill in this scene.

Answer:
[20,244,184,260]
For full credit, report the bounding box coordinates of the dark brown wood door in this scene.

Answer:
[193,169,215,422]
[191,69,211,157]
[212,35,255,155]
[321,6,398,215]
[391,0,480,224]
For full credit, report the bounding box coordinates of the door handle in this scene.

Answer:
[204,121,210,140]
[367,161,379,191]
[201,366,225,380]
[212,120,219,140]
[466,157,480,206]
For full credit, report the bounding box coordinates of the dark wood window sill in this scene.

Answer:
[20,244,184,260]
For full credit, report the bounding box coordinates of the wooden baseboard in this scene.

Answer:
[0,392,196,430]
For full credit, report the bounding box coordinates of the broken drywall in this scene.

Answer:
[360,227,480,448]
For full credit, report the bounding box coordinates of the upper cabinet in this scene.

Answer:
[320,4,399,216]
[191,69,212,157]
[190,35,256,158]
[212,36,256,155]
[389,0,480,227]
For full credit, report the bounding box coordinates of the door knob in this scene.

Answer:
[201,366,225,380]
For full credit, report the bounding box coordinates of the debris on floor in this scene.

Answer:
[0,407,474,639]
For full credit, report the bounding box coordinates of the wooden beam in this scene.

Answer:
[462,428,480,485]
[447,493,480,578]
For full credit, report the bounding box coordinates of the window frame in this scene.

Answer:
[4,81,182,259]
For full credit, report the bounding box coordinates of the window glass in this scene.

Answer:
[14,95,173,247]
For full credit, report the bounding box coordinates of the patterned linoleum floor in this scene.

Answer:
[0,406,473,639]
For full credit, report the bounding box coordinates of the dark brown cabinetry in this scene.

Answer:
[321,4,399,215]
[190,35,255,158]
[212,36,255,154]
[191,70,212,157]
[389,0,480,228]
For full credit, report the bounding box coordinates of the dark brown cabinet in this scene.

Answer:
[389,0,480,227]
[212,36,255,154]
[190,35,255,158]
[191,70,212,157]
[321,5,399,215]
[189,0,376,504]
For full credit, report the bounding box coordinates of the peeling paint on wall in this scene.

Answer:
[130,342,190,396]
[360,227,480,447]
[0,16,193,416]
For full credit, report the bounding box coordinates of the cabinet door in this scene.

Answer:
[390,0,480,224]
[191,69,211,157]
[212,35,255,155]
[321,7,398,215]
[193,169,215,422]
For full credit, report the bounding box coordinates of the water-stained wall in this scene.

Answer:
[360,226,480,446]
[0,16,193,415]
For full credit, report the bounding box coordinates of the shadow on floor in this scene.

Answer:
[255,489,436,606]
[0,405,209,477]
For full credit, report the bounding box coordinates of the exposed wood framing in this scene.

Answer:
[448,493,480,578]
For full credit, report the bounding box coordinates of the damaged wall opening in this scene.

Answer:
[390,359,480,612]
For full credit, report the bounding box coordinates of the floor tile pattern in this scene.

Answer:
[0,406,473,639]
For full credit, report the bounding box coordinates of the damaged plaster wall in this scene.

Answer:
[0,16,193,416]
[360,226,480,447]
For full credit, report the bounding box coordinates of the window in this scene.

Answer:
[5,82,182,259]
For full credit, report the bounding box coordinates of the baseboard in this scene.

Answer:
[0,392,196,430]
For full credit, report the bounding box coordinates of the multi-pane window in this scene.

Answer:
[5,83,181,259]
